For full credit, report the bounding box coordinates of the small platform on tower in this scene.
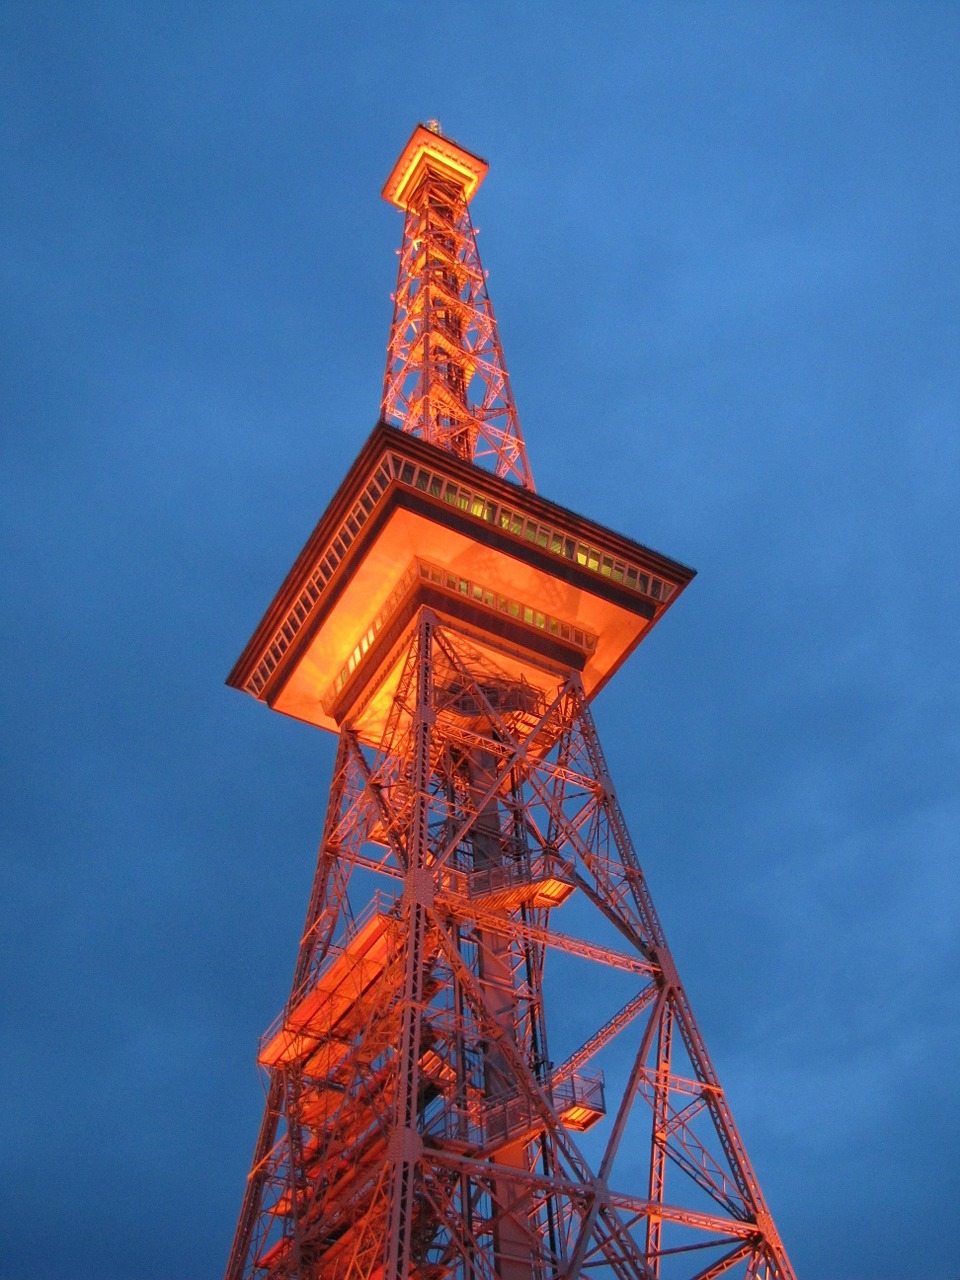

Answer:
[258,904,400,1068]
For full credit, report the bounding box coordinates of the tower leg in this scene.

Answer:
[386,611,435,1280]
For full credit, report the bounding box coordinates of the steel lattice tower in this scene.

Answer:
[225,124,797,1280]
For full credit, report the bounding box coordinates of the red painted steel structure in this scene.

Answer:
[225,123,797,1280]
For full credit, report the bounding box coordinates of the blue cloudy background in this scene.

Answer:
[2,4,958,1277]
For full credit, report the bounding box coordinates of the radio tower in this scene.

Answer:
[224,124,797,1280]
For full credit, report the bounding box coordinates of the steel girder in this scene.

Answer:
[225,612,796,1280]
[381,168,534,491]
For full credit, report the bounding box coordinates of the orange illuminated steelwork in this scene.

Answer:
[224,126,797,1280]
[381,123,532,488]
[382,122,489,211]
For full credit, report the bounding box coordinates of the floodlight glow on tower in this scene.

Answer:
[224,124,797,1280]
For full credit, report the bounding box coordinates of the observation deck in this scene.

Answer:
[228,421,694,745]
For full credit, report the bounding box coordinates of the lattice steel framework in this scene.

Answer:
[225,125,796,1280]
[381,125,533,490]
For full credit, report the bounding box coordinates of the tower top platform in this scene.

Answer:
[228,421,694,743]
[382,122,489,210]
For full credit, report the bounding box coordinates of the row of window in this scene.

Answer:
[322,560,421,710]
[247,457,395,695]
[248,445,673,698]
[323,557,598,711]
[395,457,674,602]
[417,560,597,651]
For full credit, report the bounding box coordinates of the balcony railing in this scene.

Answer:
[424,1070,605,1151]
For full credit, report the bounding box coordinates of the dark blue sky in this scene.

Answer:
[3,4,959,1278]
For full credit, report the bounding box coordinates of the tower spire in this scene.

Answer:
[381,123,534,490]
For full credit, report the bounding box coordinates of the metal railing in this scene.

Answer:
[424,1070,605,1150]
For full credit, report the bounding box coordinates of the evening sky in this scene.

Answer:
[2,4,959,1277]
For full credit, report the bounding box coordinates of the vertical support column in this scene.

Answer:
[645,1000,673,1269]
[283,1063,310,1278]
[471,746,514,1093]
[469,747,537,1280]
[427,181,471,461]
[385,609,435,1280]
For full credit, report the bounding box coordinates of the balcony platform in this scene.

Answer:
[424,1070,605,1153]
[259,907,399,1068]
